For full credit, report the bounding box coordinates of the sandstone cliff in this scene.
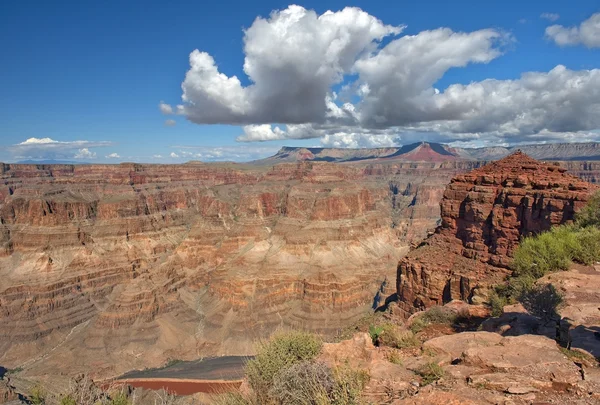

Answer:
[0,160,480,382]
[396,152,596,316]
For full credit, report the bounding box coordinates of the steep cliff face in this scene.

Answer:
[396,152,596,316]
[0,160,480,381]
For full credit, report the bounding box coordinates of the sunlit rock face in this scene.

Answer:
[397,152,597,317]
[0,160,482,381]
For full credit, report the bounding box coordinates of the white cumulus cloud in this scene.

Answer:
[170,152,179,158]
[545,13,600,48]
[159,102,173,114]
[179,5,403,125]
[74,148,96,159]
[162,5,600,148]
[106,153,121,159]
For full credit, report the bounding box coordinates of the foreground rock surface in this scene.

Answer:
[397,152,596,316]
[318,323,600,405]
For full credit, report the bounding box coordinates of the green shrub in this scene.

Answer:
[394,331,420,349]
[370,322,419,349]
[109,392,131,405]
[270,361,333,405]
[387,351,403,365]
[410,307,456,334]
[576,191,600,228]
[416,362,444,386]
[512,225,580,278]
[573,226,600,264]
[30,385,46,405]
[245,331,322,402]
[487,289,509,317]
[368,325,384,346]
[329,365,370,405]
[519,283,564,322]
[59,396,77,405]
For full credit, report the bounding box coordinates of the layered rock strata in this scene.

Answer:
[0,160,479,380]
[397,152,596,316]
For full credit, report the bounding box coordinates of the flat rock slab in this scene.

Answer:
[425,332,582,390]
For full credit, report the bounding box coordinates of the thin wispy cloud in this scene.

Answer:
[540,13,560,22]
[7,138,112,160]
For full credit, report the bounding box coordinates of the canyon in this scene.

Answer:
[0,159,482,388]
[1,149,600,393]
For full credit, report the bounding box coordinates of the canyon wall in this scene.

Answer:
[1,157,599,383]
[0,160,481,382]
[396,153,597,317]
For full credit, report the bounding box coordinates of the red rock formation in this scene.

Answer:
[396,152,597,316]
[0,160,483,381]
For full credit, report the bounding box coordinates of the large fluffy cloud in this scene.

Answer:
[545,13,600,48]
[7,138,112,160]
[178,5,402,125]
[164,5,600,147]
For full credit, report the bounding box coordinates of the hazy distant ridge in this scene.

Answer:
[252,142,600,164]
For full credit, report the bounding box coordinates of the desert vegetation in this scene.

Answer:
[489,191,600,317]
[215,330,370,405]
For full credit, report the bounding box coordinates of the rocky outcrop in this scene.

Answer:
[318,326,600,404]
[397,152,596,316]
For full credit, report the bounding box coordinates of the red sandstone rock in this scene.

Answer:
[397,152,597,316]
[0,160,476,381]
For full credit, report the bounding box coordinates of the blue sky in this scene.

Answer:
[1,0,599,163]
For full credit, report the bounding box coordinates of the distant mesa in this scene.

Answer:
[251,141,600,164]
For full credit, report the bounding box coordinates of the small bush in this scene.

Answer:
[368,325,384,346]
[270,361,334,405]
[392,331,420,349]
[416,362,445,386]
[245,331,322,402]
[487,289,509,317]
[573,227,600,264]
[59,395,77,405]
[519,283,564,322]
[576,191,600,228]
[370,322,419,349]
[30,385,46,405]
[512,225,580,279]
[109,392,131,405]
[330,365,370,405]
[387,351,403,365]
[410,307,456,334]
